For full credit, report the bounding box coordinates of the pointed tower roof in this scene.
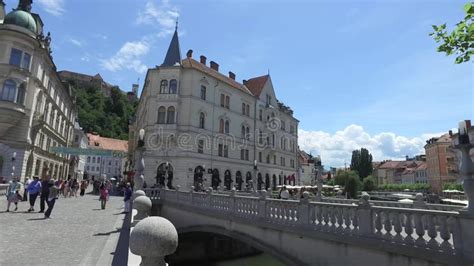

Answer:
[161,22,181,67]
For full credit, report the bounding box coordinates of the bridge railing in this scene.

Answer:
[144,188,474,263]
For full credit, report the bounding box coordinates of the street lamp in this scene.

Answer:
[11,152,16,180]
[253,160,258,192]
[135,128,145,189]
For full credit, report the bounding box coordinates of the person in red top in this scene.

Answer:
[99,178,110,210]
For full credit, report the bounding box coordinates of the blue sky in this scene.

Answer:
[7,0,472,166]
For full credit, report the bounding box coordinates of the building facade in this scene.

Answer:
[131,28,299,190]
[85,133,128,180]
[298,150,321,185]
[0,0,76,182]
[425,133,458,193]
[71,123,88,180]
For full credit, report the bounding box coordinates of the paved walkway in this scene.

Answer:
[0,190,127,266]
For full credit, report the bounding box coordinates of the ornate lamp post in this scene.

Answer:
[253,159,258,192]
[315,161,323,201]
[135,129,145,190]
[11,151,16,180]
[453,120,474,214]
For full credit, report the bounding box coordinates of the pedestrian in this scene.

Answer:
[39,176,50,213]
[123,182,132,213]
[99,179,109,210]
[5,177,22,212]
[280,186,290,200]
[45,180,60,218]
[23,177,31,201]
[27,176,42,212]
[80,180,88,196]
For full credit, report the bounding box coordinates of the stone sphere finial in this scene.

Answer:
[130,216,178,266]
[133,190,146,200]
[415,193,424,201]
[302,191,310,199]
[134,195,152,220]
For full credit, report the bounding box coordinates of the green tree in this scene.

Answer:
[430,2,474,64]
[350,148,373,180]
[345,175,361,199]
[362,175,376,191]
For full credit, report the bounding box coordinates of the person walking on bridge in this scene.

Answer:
[39,176,50,213]
[123,183,132,214]
[5,177,21,212]
[45,180,60,219]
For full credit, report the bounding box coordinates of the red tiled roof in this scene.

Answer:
[87,134,128,152]
[181,58,253,95]
[244,75,269,97]
[379,161,402,169]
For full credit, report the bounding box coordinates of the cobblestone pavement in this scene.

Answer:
[0,190,126,266]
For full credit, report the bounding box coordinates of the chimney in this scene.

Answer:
[186,49,193,58]
[210,61,219,71]
[200,55,207,65]
[229,71,235,80]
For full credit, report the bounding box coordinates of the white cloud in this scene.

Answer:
[68,38,83,47]
[100,40,150,74]
[136,0,180,37]
[298,124,445,168]
[80,55,90,62]
[37,0,65,16]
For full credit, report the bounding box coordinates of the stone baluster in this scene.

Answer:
[438,215,452,252]
[343,208,352,235]
[258,190,267,221]
[299,191,310,226]
[426,214,439,249]
[383,212,393,241]
[336,208,344,233]
[374,212,383,238]
[190,186,195,205]
[393,211,403,243]
[413,193,426,209]
[357,192,373,237]
[315,205,323,230]
[207,187,213,209]
[329,207,337,232]
[230,188,236,214]
[322,206,330,232]
[129,216,178,266]
[352,208,359,235]
[404,213,415,246]
[414,213,426,247]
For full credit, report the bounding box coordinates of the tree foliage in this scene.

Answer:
[345,175,361,199]
[443,182,464,191]
[69,81,137,140]
[430,2,474,64]
[362,175,377,191]
[350,148,373,180]
[377,183,430,192]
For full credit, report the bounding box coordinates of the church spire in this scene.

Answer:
[161,19,181,67]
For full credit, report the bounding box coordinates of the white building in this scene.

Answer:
[85,133,127,180]
[71,123,88,180]
[131,27,299,191]
[0,0,76,182]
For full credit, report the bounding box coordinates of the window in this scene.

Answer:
[158,106,166,124]
[92,157,96,163]
[258,130,263,144]
[86,166,90,171]
[200,85,206,100]
[246,104,250,116]
[281,157,286,166]
[225,96,230,109]
[219,119,224,133]
[9,48,22,67]
[160,80,168,94]
[1,79,16,102]
[241,149,245,160]
[108,161,111,165]
[22,53,31,70]
[266,154,270,164]
[224,145,229,158]
[281,121,286,131]
[241,125,245,139]
[87,156,91,163]
[273,155,277,165]
[290,125,295,134]
[169,79,177,94]
[198,139,204,153]
[246,127,250,140]
[290,159,295,168]
[266,94,272,106]
[220,94,225,107]
[245,150,249,161]
[199,113,205,129]
[218,144,223,157]
[167,106,176,124]
[16,83,25,105]
[258,152,262,163]
[242,103,246,115]
[259,109,263,121]
[224,120,230,134]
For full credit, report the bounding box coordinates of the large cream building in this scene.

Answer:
[131,27,299,190]
[0,0,76,181]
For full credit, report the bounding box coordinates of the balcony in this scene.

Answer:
[0,100,25,137]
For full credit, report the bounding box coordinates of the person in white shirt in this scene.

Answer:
[280,186,290,200]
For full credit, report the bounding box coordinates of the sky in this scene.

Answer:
[6,0,472,167]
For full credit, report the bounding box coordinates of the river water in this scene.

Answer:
[215,253,285,266]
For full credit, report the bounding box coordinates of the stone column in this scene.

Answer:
[357,192,373,236]
[258,190,267,220]
[299,191,310,226]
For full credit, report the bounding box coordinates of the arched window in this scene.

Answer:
[241,125,245,138]
[1,79,16,102]
[219,119,224,133]
[169,79,177,94]
[16,83,25,105]
[224,120,230,134]
[160,80,168,94]
[246,127,250,140]
[157,106,166,124]
[166,106,175,124]
[199,112,205,129]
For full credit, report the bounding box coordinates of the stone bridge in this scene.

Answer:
[144,188,474,266]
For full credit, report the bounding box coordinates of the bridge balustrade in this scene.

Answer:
[144,188,473,263]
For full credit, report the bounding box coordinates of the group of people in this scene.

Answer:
[278,186,310,200]
[5,176,60,218]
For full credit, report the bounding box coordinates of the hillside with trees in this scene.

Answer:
[67,81,137,140]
